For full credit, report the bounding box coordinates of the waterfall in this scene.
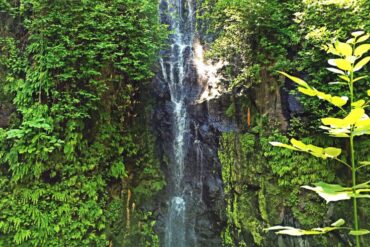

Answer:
[159,0,195,246]
[156,0,224,246]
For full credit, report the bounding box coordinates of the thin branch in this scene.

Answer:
[334,157,352,170]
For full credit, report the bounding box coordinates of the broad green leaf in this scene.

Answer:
[354,119,370,136]
[331,96,348,107]
[344,108,365,124]
[316,91,331,101]
[349,230,370,236]
[265,226,295,231]
[354,44,370,57]
[335,42,352,56]
[329,59,352,71]
[290,138,308,151]
[321,117,348,128]
[357,34,370,43]
[298,87,316,96]
[352,31,365,37]
[331,219,345,227]
[326,67,345,75]
[324,147,341,158]
[351,100,365,108]
[266,222,345,236]
[354,56,370,71]
[301,182,351,203]
[269,142,299,151]
[345,55,356,64]
[276,229,322,236]
[278,71,308,87]
[346,38,355,44]
[339,75,350,82]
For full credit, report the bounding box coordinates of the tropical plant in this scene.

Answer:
[266,31,370,247]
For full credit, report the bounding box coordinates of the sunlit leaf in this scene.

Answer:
[351,100,365,108]
[354,56,370,71]
[298,87,316,96]
[328,82,346,85]
[269,142,299,151]
[354,119,370,136]
[331,219,345,227]
[329,59,352,71]
[265,226,295,231]
[266,220,346,236]
[301,182,351,203]
[327,67,345,75]
[353,76,368,83]
[331,96,348,107]
[346,38,355,44]
[321,117,348,128]
[344,108,365,124]
[278,71,308,87]
[324,147,341,158]
[290,138,308,151]
[349,230,370,236]
[359,161,370,165]
[354,44,370,57]
[352,31,365,37]
[335,42,352,56]
[357,34,370,43]
[339,75,350,82]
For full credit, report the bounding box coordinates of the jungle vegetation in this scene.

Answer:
[0,0,369,246]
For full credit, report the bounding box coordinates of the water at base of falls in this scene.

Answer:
[159,0,195,246]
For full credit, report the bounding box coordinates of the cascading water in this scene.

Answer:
[159,1,194,246]
[156,0,224,246]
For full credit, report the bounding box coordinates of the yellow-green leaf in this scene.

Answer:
[278,71,308,87]
[331,96,348,107]
[327,67,345,75]
[330,59,352,71]
[357,34,370,43]
[298,87,316,96]
[290,138,308,151]
[344,108,365,125]
[269,142,299,151]
[316,91,331,101]
[339,75,350,82]
[354,44,370,57]
[349,230,370,236]
[321,117,348,128]
[335,42,352,56]
[352,31,365,37]
[354,56,370,71]
[368,90,370,96]
[302,182,352,203]
[324,147,341,158]
[351,100,365,108]
[353,76,368,83]
[346,38,355,44]
[331,219,345,227]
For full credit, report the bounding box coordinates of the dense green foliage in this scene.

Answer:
[201,0,370,246]
[268,34,370,246]
[0,0,166,246]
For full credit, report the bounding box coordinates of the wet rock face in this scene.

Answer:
[0,103,14,128]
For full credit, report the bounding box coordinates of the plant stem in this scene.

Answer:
[350,133,360,247]
[350,70,360,247]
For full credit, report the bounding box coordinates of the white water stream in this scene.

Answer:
[159,0,194,246]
